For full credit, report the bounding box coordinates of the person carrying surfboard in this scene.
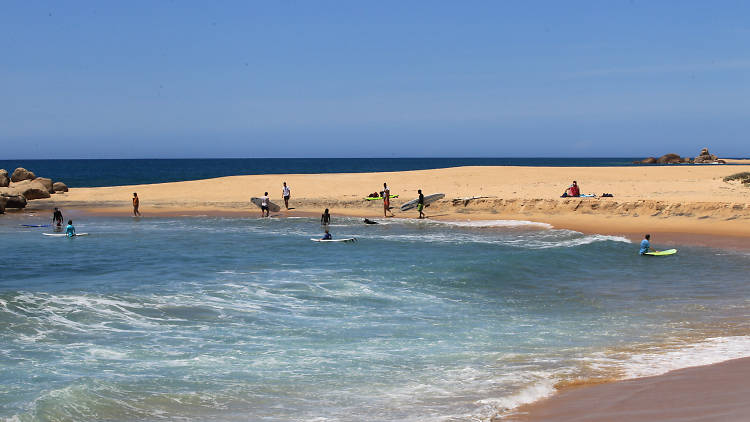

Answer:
[383,182,394,217]
[282,182,291,210]
[65,220,76,237]
[52,207,63,227]
[260,192,270,217]
[639,234,655,255]
[417,189,425,219]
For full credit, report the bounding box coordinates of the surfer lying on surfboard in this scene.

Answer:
[321,229,332,240]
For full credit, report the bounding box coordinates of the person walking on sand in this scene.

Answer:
[417,189,425,219]
[639,234,655,255]
[65,220,76,237]
[383,182,394,217]
[321,208,331,226]
[260,192,270,217]
[52,207,64,227]
[282,182,291,210]
[132,193,141,216]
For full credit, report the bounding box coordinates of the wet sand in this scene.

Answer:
[505,357,750,422]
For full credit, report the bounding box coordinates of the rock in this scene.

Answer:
[34,177,54,193]
[0,193,27,209]
[640,157,657,164]
[53,182,69,192]
[9,179,51,200]
[656,153,683,164]
[11,167,36,182]
[0,169,9,187]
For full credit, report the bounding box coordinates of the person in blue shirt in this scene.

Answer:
[639,234,654,255]
[65,220,76,237]
[321,229,332,240]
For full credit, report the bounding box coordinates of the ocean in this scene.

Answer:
[2,214,749,421]
[0,158,642,188]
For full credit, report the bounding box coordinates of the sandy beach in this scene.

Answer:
[505,357,750,422]
[24,164,750,247]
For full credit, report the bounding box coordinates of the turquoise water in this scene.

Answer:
[2,215,749,421]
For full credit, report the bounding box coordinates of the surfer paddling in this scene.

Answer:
[383,182,394,217]
[282,182,291,210]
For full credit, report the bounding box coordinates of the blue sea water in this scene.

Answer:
[0,158,642,188]
[2,215,749,421]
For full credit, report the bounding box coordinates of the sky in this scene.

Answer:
[2,1,749,159]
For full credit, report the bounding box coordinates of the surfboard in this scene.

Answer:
[21,224,51,228]
[400,193,445,211]
[365,195,399,201]
[43,233,89,237]
[250,197,281,213]
[644,249,677,256]
[310,238,356,243]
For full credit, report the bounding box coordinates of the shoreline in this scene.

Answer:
[504,356,750,422]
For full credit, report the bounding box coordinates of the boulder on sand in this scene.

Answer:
[0,169,9,187]
[0,193,27,209]
[9,179,51,200]
[34,177,54,194]
[640,157,657,164]
[693,147,721,164]
[53,182,69,193]
[11,168,36,183]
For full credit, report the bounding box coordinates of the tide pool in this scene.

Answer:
[1,215,749,421]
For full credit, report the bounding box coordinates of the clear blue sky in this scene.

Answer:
[3,1,749,158]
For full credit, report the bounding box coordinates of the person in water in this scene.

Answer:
[52,207,64,227]
[282,182,291,210]
[65,220,76,237]
[260,192,270,217]
[639,234,655,255]
[321,208,331,226]
[417,189,425,219]
[132,193,141,216]
[321,229,332,240]
[383,182,394,217]
[363,218,378,224]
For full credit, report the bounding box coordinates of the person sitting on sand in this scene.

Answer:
[52,207,63,227]
[133,193,141,216]
[282,182,291,210]
[639,234,655,255]
[322,229,332,240]
[260,192,270,217]
[65,220,76,237]
[569,181,580,197]
[321,208,331,226]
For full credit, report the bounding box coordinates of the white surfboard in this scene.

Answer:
[400,193,445,211]
[43,233,89,237]
[310,238,356,243]
[250,197,281,213]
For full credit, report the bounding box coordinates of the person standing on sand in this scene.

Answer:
[321,208,331,226]
[417,189,425,219]
[260,192,270,217]
[383,182,393,217]
[52,207,64,227]
[639,234,655,255]
[282,182,291,210]
[132,193,141,216]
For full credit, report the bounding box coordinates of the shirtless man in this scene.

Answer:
[132,193,141,216]
[383,182,394,217]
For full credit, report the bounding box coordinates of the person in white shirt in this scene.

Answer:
[282,182,291,210]
[260,192,270,217]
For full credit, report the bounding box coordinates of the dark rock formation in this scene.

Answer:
[11,168,36,182]
[656,153,683,164]
[1,193,27,208]
[0,169,9,187]
[53,182,69,192]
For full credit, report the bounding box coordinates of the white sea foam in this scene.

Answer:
[434,219,554,229]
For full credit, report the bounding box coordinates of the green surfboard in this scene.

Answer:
[644,249,677,256]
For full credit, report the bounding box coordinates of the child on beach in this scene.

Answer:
[65,220,76,237]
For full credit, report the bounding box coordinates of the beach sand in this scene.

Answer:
[23,164,750,246]
[504,357,750,422]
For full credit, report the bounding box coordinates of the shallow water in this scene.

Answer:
[1,215,749,421]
